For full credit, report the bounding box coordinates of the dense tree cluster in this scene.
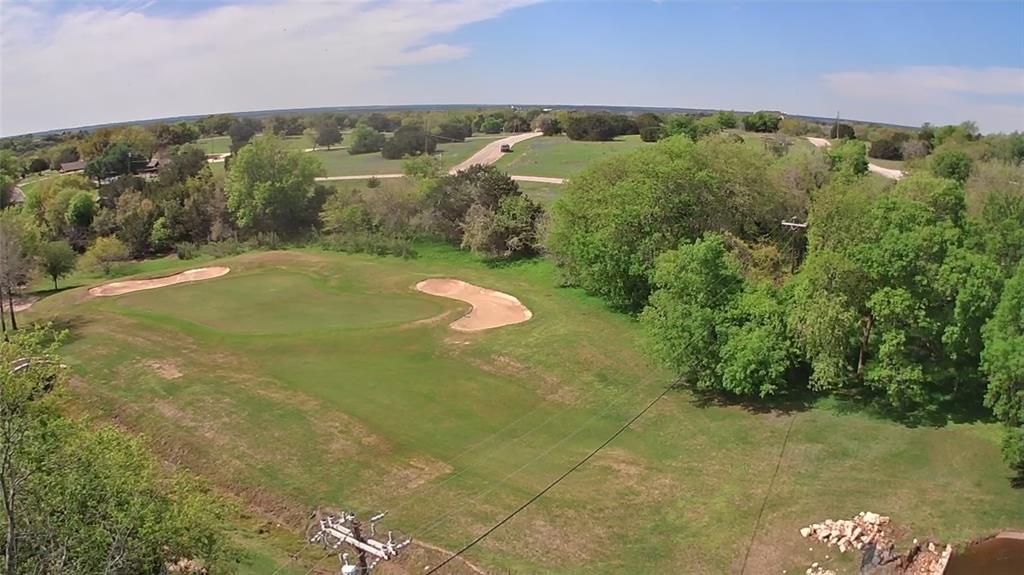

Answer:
[549,135,795,310]
[549,131,1024,477]
[318,165,544,259]
[381,125,436,159]
[563,112,638,141]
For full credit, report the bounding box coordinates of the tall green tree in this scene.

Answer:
[641,234,797,397]
[226,135,324,235]
[314,121,342,150]
[38,241,76,290]
[549,135,792,310]
[982,264,1024,474]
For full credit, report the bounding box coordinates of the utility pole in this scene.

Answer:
[782,219,808,273]
[310,510,411,574]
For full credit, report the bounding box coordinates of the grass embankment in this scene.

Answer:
[494,134,646,179]
[21,247,1024,574]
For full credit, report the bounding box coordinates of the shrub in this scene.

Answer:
[381,125,436,159]
[82,236,129,275]
[321,232,416,258]
[742,111,781,133]
[640,126,665,142]
[869,138,903,161]
[829,123,856,139]
[28,157,49,173]
[564,113,626,141]
[201,238,245,258]
[253,231,281,250]
[175,241,199,260]
[366,176,381,188]
[932,148,973,183]
[347,125,386,155]
[826,140,869,176]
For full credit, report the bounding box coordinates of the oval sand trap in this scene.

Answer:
[415,278,532,332]
[89,267,230,297]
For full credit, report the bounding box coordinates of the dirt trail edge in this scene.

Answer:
[806,137,904,180]
[89,267,230,297]
[415,278,532,331]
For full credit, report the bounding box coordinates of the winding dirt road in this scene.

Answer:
[806,137,904,180]
[447,131,543,174]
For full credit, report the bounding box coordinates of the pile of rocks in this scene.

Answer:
[804,562,836,575]
[904,540,953,575]
[799,511,891,553]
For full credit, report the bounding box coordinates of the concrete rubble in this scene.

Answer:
[799,511,892,554]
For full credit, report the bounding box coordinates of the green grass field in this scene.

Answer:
[312,135,504,177]
[517,180,564,207]
[196,135,231,154]
[494,135,647,178]
[22,247,1023,574]
[197,134,315,155]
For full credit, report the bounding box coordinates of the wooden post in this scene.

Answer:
[351,519,370,573]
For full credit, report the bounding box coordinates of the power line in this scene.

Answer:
[423,383,676,574]
[408,226,797,547]
[289,223,796,573]
[738,413,798,575]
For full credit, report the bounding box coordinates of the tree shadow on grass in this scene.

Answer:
[685,387,816,417]
[827,388,995,428]
[38,313,94,347]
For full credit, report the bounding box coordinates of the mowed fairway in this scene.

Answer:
[28,248,1024,574]
[494,134,647,178]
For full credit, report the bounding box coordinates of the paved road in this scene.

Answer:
[806,137,904,180]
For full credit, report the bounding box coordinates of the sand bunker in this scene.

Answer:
[88,267,230,297]
[415,278,532,331]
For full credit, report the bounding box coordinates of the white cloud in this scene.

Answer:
[822,66,1024,132]
[0,0,536,135]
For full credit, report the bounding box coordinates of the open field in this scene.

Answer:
[517,180,564,207]
[312,135,505,177]
[22,247,1024,574]
[197,134,316,155]
[493,135,647,178]
[732,130,816,154]
[197,135,231,154]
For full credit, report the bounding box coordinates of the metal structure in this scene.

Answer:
[310,511,411,574]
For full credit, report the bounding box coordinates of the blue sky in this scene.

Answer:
[2,1,1022,135]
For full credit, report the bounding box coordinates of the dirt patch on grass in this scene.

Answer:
[89,267,230,296]
[146,359,183,380]
[415,278,532,331]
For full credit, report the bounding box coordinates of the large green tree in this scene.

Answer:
[226,135,324,235]
[982,263,1024,474]
[790,175,1002,414]
[549,135,793,310]
[38,240,76,290]
[641,234,796,398]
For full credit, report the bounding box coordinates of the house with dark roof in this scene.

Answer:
[59,160,86,173]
